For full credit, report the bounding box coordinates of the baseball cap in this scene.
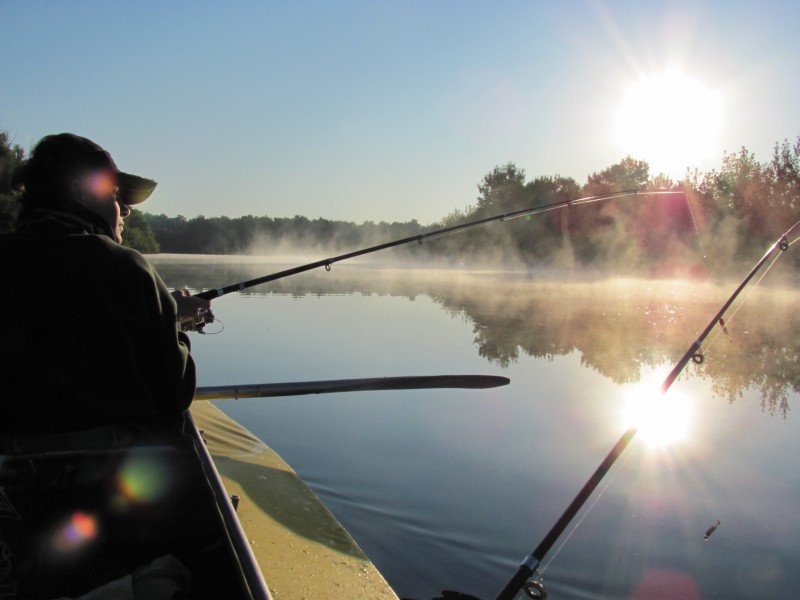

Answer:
[13,133,157,205]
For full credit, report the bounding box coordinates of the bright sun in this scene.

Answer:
[621,380,694,449]
[614,67,723,179]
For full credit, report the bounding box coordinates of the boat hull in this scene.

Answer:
[190,401,399,600]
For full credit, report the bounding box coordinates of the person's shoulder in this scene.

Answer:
[87,236,158,277]
[109,239,148,260]
[93,235,147,261]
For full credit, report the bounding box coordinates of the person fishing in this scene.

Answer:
[0,133,209,437]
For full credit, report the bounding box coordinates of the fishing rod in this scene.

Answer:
[194,189,685,303]
[493,218,800,600]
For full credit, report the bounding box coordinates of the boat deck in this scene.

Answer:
[191,402,399,600]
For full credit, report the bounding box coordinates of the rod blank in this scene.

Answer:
[194,374,510,400]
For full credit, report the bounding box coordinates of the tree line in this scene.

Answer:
[144,212,427,256]
[430,140,800,275]
[2,127,799,275]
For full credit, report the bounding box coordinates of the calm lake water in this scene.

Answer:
[152,254,800,600]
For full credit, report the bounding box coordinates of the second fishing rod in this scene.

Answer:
[492,217,800,600]
[194,189,685,305]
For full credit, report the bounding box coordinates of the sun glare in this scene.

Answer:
[622,381,694,449]
[614,67,723,179]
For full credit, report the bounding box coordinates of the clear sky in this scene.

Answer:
[2,1,798,224]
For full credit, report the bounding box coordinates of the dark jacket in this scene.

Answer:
[0,207,195,435]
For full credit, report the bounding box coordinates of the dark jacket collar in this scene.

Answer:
[15,204,117,241]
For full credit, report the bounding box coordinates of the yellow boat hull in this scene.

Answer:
[191,402,399,600]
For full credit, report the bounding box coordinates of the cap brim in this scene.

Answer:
[118,172,157,206]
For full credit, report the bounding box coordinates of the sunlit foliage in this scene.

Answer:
[2,125,799,278]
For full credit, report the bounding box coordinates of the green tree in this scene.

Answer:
[770,137,800,200]
[688,138,800,271]
[562,157,652,267]
[476,162,528,212]
[122,209,160,253]
[0,130,24,233]
[766,137,800,226]
[692,147,769,264]
[584,156,650,195]
[525,175,582,267]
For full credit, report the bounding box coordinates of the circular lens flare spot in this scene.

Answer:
[84,169,118,199]
[53,512,98,552]
[117,453,170,505]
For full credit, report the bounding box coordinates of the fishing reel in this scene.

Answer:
[182,308,223,334]
[194,308,214,334]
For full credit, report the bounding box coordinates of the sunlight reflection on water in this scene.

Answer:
[621,371,695,449]
[153,257,800,600]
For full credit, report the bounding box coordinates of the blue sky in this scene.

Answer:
[2,1,798,224]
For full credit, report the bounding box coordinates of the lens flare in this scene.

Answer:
[83,169,118,199]
[116,452,171,506]
[52,512,98,552]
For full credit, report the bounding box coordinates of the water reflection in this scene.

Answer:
[152,255,800,417]
[149,255,800,600]
[621,375,695,448]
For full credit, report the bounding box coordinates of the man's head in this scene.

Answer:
[12,133,157,242]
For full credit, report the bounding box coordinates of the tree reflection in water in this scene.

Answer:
[152,256,799,418]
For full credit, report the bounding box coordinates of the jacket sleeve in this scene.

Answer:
[126,250,197,427]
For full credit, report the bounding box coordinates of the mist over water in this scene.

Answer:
[153,253,800,415]
[206,185,800,283]
[153,255,800,600]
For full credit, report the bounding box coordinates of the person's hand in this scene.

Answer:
[171,289,212,331]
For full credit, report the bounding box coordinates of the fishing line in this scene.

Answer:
[539,441,634,576]
[690,518,723,586]
[684,193,707,260]
[701,256,779,352]
[197,317,224,335]
[701,232,800,355]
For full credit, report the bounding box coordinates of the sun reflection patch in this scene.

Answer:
[52,511,98,553]
[622,383,694,449]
